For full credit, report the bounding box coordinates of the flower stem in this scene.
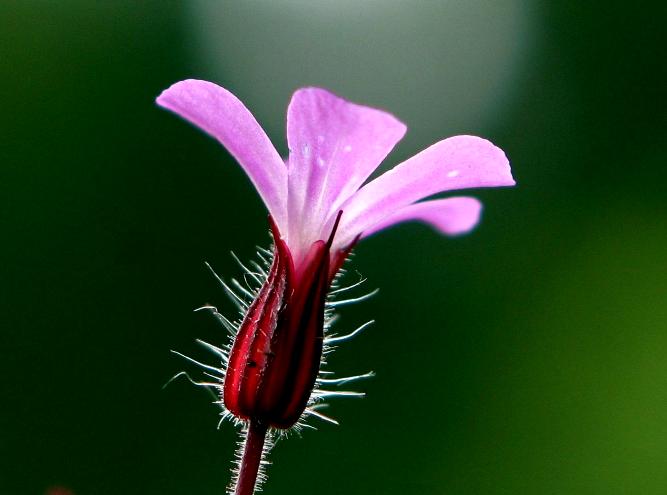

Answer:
[234,419,268,495]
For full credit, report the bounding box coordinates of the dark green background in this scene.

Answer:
[2,2,665,494]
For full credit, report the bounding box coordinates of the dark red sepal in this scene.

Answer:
[223,217,334,428]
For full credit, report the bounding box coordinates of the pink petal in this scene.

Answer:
[157,80,288,230]
[285,88,406,256]
[334,135,514,248]
[361,197,483,238]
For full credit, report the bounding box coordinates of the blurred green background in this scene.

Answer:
[1,1,665,494]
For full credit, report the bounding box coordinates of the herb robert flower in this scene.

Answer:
[157,80,514,495]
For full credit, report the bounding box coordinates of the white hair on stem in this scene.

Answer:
[165,228,379,488]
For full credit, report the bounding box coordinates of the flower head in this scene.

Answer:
[157,80,513,262]
[157,79,514,494]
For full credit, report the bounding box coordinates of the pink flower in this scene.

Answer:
[157,79,514,494]
[157,80,514,258]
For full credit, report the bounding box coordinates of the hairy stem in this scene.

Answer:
[234,420,268,495]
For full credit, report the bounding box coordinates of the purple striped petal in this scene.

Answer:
[285,88,406,258]
[361,197,482,238]
[157,80,288,230]
[333,135,513,248]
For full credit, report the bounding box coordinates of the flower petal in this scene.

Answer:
[285,87,406,256]
[157,79,288,230]
[334,135,514,248]
[361,197,482,238]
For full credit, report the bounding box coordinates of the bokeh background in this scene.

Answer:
[2,1,665,494]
